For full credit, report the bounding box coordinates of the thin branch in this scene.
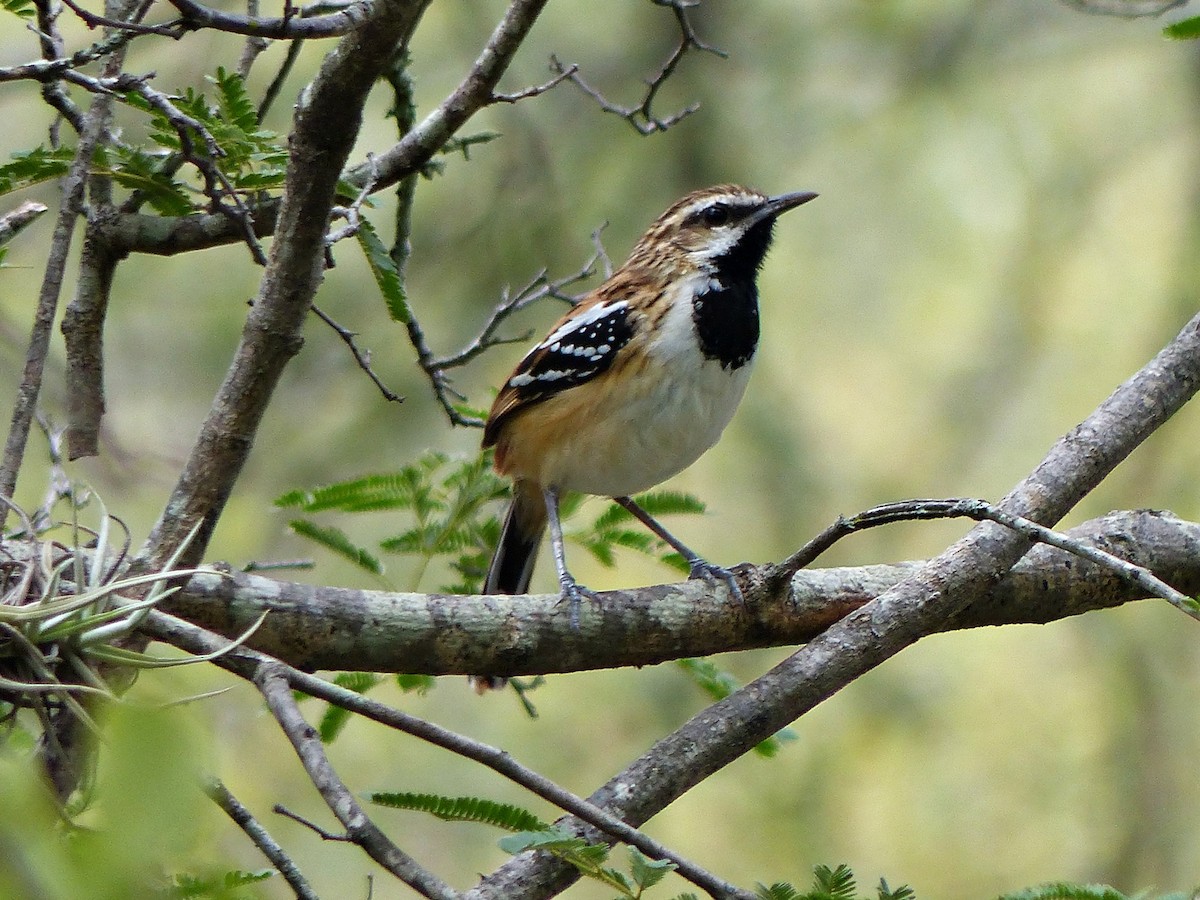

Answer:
[273,804,355,842]
[549,0,727,135]
[141,610,757,900]
[490,62,577,103]
[351,0,553,191]
[1057,0,1187,16]
[234,0,270,80]
[0,27,137,84]
[166,0,374,39]
[255,665,459,900]
[310,305,404,403]
[405,236,604,429]
[257,31,305,122]
[57,0,185,36]
[0,73,112,521]
[204,777,320,900]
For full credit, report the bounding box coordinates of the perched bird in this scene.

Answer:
[479,183,816,665]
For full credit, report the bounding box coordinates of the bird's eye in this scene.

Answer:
[701,203,731,227]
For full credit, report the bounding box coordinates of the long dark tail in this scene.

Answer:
[484,479,546,595]
[471,480,546,692]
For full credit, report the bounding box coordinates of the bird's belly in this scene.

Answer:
[535,354,753,497]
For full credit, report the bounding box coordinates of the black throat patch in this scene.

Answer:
[691,280,759,370]
[691,218,775,370]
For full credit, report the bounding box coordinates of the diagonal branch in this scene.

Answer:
[255,665,459,899]
[350,0,552,191]
[204,777,320,900]
[465,312,1200,898]
[142,610,757,900]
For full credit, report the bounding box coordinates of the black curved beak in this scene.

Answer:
[746,190,818,229]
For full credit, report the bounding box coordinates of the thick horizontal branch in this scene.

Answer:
[160,509,1200,677]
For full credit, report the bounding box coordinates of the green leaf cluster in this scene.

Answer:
[166,868,273,899]
[756,864,912,900]
[277,449,507,593]
[0,67,287,216]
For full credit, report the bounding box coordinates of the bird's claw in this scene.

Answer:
[557,575,598,631]
[688,559,745,604]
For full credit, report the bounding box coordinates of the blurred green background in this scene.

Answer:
[3,1,1200,897]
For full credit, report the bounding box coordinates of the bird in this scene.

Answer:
[475,183,816,688]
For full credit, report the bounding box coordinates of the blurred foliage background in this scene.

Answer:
[3,1,1200,897]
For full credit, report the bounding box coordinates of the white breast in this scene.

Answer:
[547,275,754,497]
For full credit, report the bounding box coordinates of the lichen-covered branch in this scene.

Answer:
[161,508,1200,676]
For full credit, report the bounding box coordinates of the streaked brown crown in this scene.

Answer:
[624,184,771,273]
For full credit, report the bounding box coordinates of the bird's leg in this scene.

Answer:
[543,486,594,630]
[614,496,745,603]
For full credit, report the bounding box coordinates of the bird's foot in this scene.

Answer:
[687,558,745,604]
[557,574,598,631]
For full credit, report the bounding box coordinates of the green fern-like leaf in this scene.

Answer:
[998,885,1130,900]
[103,146,194,216]
[356,217,411,323]
[0,145,74,196]
[169,868,273,898]
[1164,16,1200,40]
[395,673,436,694]
[287,519,382,576]
[755,884,801,900]
[212,67,258,134]
[629,847,675,890]
[877,879,915,900]
[370,792,548,833]
[276,471,433,513]
[315,672,381,742]
[811,863,858,900]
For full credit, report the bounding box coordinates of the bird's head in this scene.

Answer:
[627,184,818,282]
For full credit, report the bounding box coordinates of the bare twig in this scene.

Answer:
[490,63,577,103]
[549,0,727,135]
[404,236,604,428]
[234,0,271,80]
[57,0,185,35]
[1057,0,1186,16]
[353,0,553,191]
[204,778,320,900]
[29,0,86,143]
[257,31,305,122]
[273,804,355,842]
[310,305,404,403]
[764,498,1200,620]
[166,0,373,39]
[255,665,459,899]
